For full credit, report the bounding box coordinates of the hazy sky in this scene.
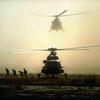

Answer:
[0,0,100,74]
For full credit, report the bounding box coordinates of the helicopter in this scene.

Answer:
[49,10,67,32]
[12,45,100,77]
[36,10,90,32]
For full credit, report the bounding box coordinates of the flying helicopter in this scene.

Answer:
[32,10,90,32]
[50,10,90,32]
[49,10,67,32]
[12,45,100,77]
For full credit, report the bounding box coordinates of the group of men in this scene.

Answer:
[5,68,27,78]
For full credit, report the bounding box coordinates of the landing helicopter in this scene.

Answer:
[12,45,100,77]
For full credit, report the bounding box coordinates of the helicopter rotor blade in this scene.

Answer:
[56,49,90,51]
[61,11,90,17]
[30,10,67,17]
[57,10,67,17]
[32,45,100,51]
[32,15,53,17]
[10,45,100,53]
[11,49,49,54]
[29,10,89,18]
[32,49,49,51]
[56,45,100,50]
[11,48,90,53]
[31,48,90,51]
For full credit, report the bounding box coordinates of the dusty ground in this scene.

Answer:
[0,85,100,100]
[0,75,100,99]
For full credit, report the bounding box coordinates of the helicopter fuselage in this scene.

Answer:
[41,50,64,76]
[50,17,63,31]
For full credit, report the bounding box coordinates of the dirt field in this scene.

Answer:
[0,74,100,99]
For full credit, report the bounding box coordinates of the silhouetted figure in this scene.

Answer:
[23,68,27,78]
[5,68,10,78]
[64,73,67,78]
[12,69,17,78]
[38,73,41,79]
[19,71,24,78]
